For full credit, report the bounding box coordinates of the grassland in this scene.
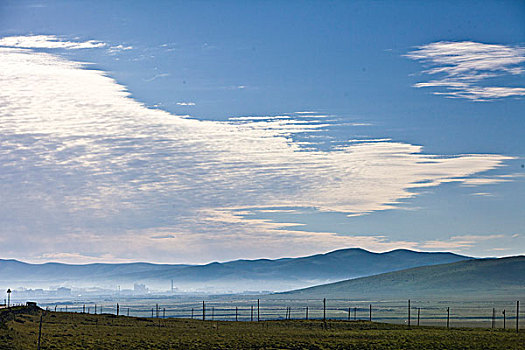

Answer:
[1,308,524,349]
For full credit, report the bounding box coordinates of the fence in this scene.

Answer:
[39,298,523,330]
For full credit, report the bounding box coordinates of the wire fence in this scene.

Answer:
[37,298,523,330]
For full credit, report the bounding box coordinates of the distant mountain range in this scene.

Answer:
[0,248,470,292]
[280,256,525,300]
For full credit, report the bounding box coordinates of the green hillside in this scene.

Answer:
[281,256,525,300]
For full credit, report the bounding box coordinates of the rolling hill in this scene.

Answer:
[280,256,525,299]
[0,248,471,292]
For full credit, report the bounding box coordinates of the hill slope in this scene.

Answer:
[281,256,525,299]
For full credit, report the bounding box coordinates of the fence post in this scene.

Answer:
[191,308,194,319]
[323,298,326,322]
[94,305,97,314]
[54,305,57,312]
[251,305,253,321]
[492,308,495,329]
[117,303,119,316]
[211,307,214,321]
[163,308,165,319]
[417,308,420,326]
[408,300,411,327]
[37,313,43,350]
[348,307,351,321]
[516,300,520,333]
[128,308,130,317]
[236,307,238,321]
[151,308,154,318]
[369,304,372,322]
[306,306,308,320]
[257,299,260,321]
[503,309,506,329]
[203,301,206,321]
[447,307,450,329]
[354,307,356,320]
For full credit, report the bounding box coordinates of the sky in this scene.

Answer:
[0,0,524,264]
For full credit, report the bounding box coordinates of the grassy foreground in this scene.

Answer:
[1,310,524,349]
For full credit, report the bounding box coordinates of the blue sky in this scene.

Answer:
[0,0,523,263]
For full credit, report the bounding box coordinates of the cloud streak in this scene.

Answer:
[0,38,514,263]
[406,41,525,101]
[0,35,106,50]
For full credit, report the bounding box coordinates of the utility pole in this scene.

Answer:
[257,299,260,321]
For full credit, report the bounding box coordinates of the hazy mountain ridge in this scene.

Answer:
[0,248,471,292]
[280,256,525,299]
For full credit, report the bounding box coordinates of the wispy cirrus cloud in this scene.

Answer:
[0,35,106,50]
[0,36,514,263]
[406,41,525,101]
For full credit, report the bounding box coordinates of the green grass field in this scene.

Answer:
[1,308,524,349]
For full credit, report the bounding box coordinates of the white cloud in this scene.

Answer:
[406,41,525,101]
[0,39,514,263]
[470,192,494,197]
[144,73,171,82]
[0,35,106,50]
[107,44,134,54]
[176,102,196,106]
[421,234,505,250]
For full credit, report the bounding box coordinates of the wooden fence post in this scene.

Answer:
[354,307,356,320]
[417,307,420,326]
[257,299,260,322]
[203,301,206,321]
[323,298,326,322]
[306,306,308,320]
[251,305,253,321]
[369,304,372,322]
[492,308,495,329]
[236,307,238,321]
[191,307,194,319]
[37,313,43,350]
[117,303,119,316]
[408,300,411,327]
[503,309,506,329]
[516,300,520,332]
[447,307,450,329]
[348,307,351,321]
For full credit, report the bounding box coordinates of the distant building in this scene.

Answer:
[133,283,148,294]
